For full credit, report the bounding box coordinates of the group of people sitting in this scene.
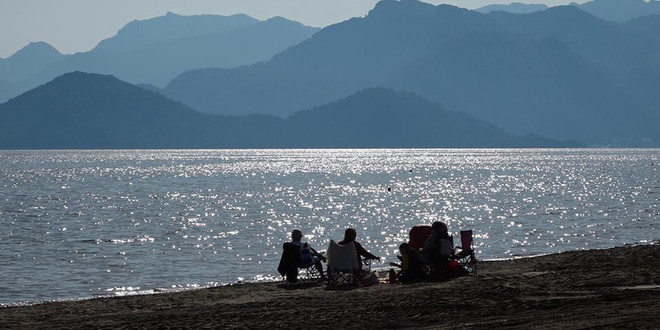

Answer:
[277,221,460,285]
[277,227,381,284]
[390,221,456,283]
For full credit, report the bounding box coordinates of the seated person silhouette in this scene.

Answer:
[338,227,380,284]
[290,229,327,282]
[339,227,380,266]
[419,221,454,274]
[389,242,423,284]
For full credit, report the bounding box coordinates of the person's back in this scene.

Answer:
[337,227,380,286]
[437,235,453,258]
[338,227,380,266]
[421,221,453,269]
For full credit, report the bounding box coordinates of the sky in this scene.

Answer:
[0,0,583,59]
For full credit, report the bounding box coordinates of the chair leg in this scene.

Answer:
[470,255,477,275]
[326,271,355,286]
[298,265,322,283]
[457,255,477,275]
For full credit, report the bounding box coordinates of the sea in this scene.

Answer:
[1,149,658,306]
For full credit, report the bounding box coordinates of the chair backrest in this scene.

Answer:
[299,243,314,267]
[326,240,359,272]
[279,242,301,278]
[409,225,433,250]
[460,230,473,251]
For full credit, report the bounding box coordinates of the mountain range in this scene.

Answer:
[0,72,577,149]
[0,13,318,103]
[160,1,660,146]
[2,0,659,148]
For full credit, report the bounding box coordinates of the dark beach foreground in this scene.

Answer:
[1,245,658,329]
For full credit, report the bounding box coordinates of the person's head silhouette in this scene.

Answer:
[291,229,303,242]
[343,227,357,242]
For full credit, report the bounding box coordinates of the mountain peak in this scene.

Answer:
[93,12,259,54]
[476,2,548,14]
[50,71,115,84]
[369,0,464,17]
[9,42,62,60]
[372,0,435,11]
[264,16,308,27]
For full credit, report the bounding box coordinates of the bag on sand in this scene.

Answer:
[447,260,466,278]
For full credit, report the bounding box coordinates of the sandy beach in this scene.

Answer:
[1,244,658,329]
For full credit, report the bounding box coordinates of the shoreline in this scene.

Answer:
[0,248,610,308]
[1,244,659,329]
[0,251,561,308]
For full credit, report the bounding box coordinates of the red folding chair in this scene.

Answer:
[453,230,477,274]
[408,225,432,250]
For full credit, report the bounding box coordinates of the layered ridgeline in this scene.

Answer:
[0,72,281,149]
[283,88,576,148]
[0,72,578,149]
[577,0,660,23]
[477,0,660,23]
[0,13,319,103]
[163,0,660,146]
[476,3,549,14]
[0,42,65,102]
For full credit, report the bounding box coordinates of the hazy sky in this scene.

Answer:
[0,0,583,58]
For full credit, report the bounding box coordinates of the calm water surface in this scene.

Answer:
[1,149,658,305]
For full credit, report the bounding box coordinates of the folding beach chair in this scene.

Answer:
[408,225,432,250]
[326,240,359,285]
[278,242,322,284]
[453,230,477,274]
[297,243,322,283]
[278,242,301,283]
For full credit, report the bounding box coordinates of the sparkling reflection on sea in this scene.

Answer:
[0,149,658,305]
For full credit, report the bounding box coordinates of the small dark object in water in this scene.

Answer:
[388,187,392,192]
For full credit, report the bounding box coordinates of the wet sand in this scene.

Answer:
[1,244,658,329]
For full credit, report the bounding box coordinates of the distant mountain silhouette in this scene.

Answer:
[476,3,548,14]
[0,78,17,104]
[0,42,64,102]
[28,16,318,89]
[92,12,258,54]
[164,1,499,116]
[622,15,660,134]
[0,72,284,149]
[284,88,578,148]
[162,0,660,146]
[0,42,64,81]
[4,0,659,147]
[0,13,318,103]
[476,0,660,22]
[577,0,660,23]
[0,72,578,149]
[487,6,648,75]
